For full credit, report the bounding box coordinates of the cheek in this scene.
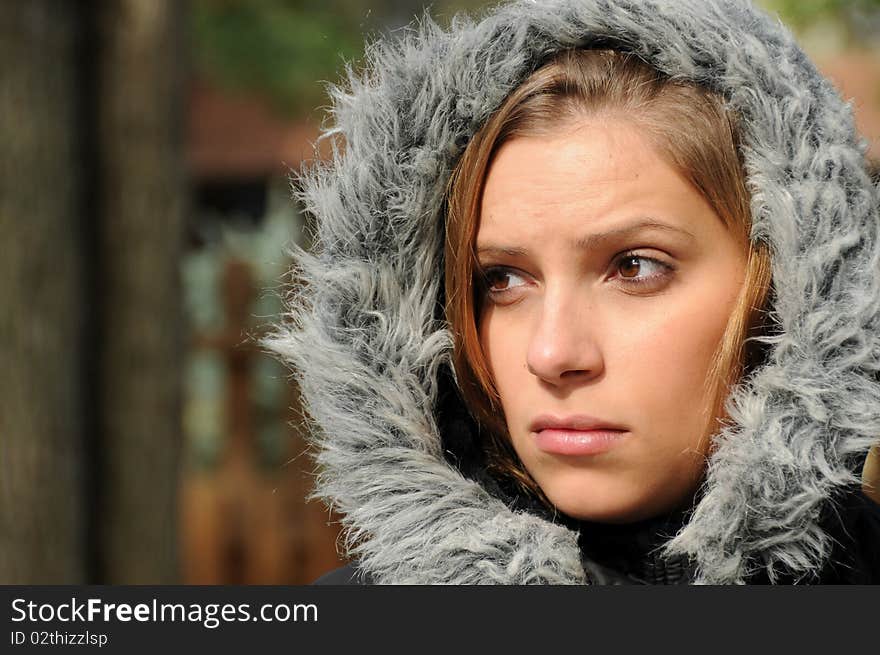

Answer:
[615,278,741,425]
[478,306,527,406]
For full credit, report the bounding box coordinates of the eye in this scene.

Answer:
[478,266,528,298]
[613,253,674,288]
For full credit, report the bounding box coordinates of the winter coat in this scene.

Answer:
[263,0,880,584]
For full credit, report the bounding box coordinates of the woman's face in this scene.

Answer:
[476,119,748,523]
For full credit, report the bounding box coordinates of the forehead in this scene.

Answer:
[477,121,714,244]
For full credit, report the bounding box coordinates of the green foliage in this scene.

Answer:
[764,0,878,25]
[192,0,499,117]
[192,0,367,117]
[760,0,880,43]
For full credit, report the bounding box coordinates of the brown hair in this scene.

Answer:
[443,48,774,504]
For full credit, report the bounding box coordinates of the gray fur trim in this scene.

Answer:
[262,0,880,584]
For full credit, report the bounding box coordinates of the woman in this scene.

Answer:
[263,0,880,584]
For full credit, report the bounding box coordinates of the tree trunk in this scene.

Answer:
[0,1,88,583]
[96,0,186,583]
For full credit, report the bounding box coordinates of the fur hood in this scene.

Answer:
[262,0,880,584]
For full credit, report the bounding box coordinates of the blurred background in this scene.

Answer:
[1,0,878,585]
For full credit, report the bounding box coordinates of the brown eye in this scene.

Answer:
[479,266,527,297]
[485,269,511,291]
[614,253,673,287]
[619,255,642,279]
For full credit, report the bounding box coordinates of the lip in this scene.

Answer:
[529,413,629,456]
[529,413,628,433]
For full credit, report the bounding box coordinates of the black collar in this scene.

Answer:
[575,503,698,584]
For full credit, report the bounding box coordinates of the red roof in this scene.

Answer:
[187,79,332,179]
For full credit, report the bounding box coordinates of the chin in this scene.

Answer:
[536,474,677,525]
[552,497,654,524]
[524,452,706,524]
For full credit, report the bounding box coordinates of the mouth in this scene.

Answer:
[531,427,629,456]
[528,413,630,456]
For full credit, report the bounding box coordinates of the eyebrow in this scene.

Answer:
[475,217,696,257]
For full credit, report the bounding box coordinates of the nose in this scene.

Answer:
[526,288,603,385]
